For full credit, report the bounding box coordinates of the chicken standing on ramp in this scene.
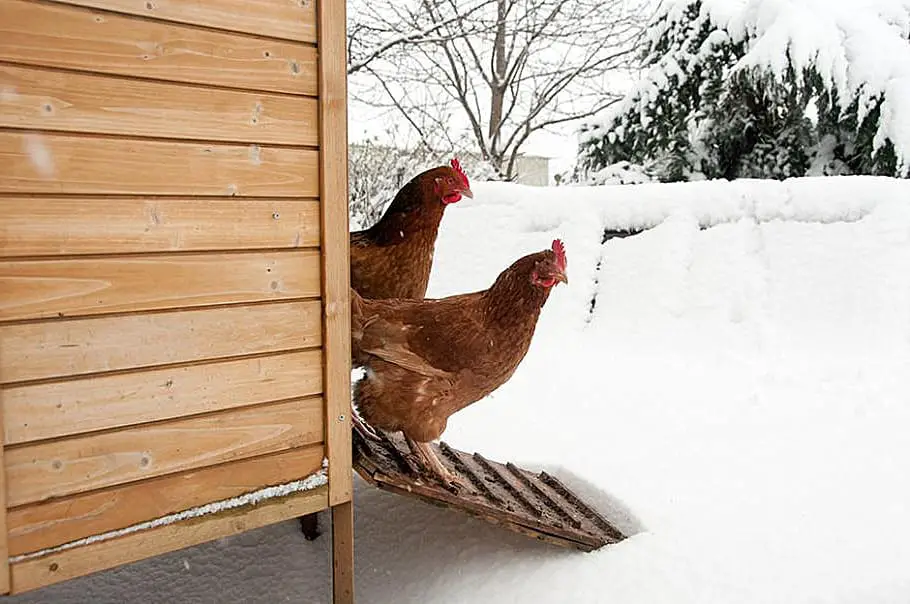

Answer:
[351,240,569,489]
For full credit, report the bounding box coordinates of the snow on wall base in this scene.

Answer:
[10,461,329,564]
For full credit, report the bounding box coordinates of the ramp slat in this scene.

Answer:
[352,424,626,552]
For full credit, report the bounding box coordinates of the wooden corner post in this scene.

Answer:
[0,396,10,595]
[317,0,354,602]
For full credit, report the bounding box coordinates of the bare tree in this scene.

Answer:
[347,0,646,180]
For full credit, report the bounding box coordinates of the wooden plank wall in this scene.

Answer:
[0,0,342,593]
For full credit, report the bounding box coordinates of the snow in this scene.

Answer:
[421,175,910,603]
[586,160,655,185]
[12,176,910,604]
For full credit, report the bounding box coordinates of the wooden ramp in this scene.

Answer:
[352,423,626,552]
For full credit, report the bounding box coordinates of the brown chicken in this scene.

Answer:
[350,159,473,300]
[351,239,568,488]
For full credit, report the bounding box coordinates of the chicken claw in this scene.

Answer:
[405,436,468,491]
[352,413,383,442]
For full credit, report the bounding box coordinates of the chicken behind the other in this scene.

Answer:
[351,240,569,488]
[350,159,472,301]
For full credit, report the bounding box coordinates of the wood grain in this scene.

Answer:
[4,397,324,507]
[4,349,324,445]
[0,197,321,258]
[0,0,317,95]
[7,444,325,556]
[50,0,318,44]
[0,403,9,594]
[0,250,321,321]
[332,501,355,604]
[0,132,319,197]
[0,300,322,383]
[318,0,353,508]
[0,65,319,145]
[9,483,328,594]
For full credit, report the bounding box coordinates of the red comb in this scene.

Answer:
[450,158,469,188]
[551,239,567,270]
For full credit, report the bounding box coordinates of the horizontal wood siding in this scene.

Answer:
[49,0,319,43]
[0,0,318,95]
[0,198,321,258]
[7,444,325,556]
[0,300,322,384]
[4,349,323,445]
[0,65,320,146]
[9,484,329,594]
[0,250,321,321]
[0,0,335,584]
[0,132,319,197]
[4,397,324,507]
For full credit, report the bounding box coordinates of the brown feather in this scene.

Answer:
[351,247,565,444]
[350,164,468,300]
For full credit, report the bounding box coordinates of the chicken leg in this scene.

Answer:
[352,412,383,443]
[404,435,467,490]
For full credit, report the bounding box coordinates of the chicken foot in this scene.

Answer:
[352,412,384,442]
[405,435,467,491]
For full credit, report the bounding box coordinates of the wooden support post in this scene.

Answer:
[331,501,354,604]
[0,399,11,594]
[299,512,322,541]
[317,0,354,601]
[317,0,352,508]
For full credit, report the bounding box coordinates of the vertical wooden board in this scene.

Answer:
[0,300,322,384]
[51,0,318,43]
[4,349,324,445]
[332,501,355,604]
[9,485,329,594]
[0,250,322,321]
[0,65,320,146]
[319,0,353,506]
[0,0,318,95]
[4,397,324,507]
[7,445,326,556]
[0,401,9,594]
[0,132,320,197]
[0,198,321,258]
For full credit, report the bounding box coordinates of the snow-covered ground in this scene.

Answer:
[14,176,910,604]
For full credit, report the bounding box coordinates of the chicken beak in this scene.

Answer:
[461,187,474,199]
[555,271,568,285]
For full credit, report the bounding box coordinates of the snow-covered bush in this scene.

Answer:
[348,140,497,230]
[586,160,657,186]
[575,0,910,183]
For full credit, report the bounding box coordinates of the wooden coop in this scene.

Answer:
[0,0,354,600]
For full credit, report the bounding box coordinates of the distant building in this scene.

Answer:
[460,151,553,186]
[511,154,551,186]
